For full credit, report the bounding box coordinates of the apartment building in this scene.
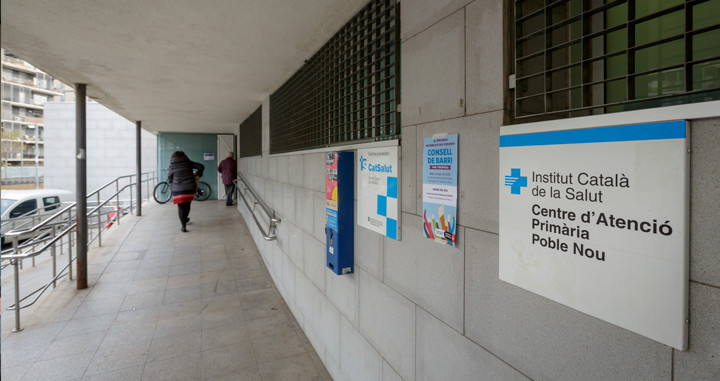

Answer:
[1,49,65,184]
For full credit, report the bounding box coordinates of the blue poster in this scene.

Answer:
[422,133,458,247]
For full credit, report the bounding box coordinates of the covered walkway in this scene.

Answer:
[1,200,330,381]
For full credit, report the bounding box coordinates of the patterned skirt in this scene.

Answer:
[172,190,194,204]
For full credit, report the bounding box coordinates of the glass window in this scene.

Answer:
[1,199,18,215]
[606,54,627,78]
[606,3,627,29]
[693,29,720,61]
[693,60,720,90]
[693,0,720,29]
[513,0,720,122]
[2,83,11,101]
[43,196,60,211]
[634,11,683,46]
[10,199,37,218]
[635,39,684,73]
[635,68,685,98]
[635,0,683,19]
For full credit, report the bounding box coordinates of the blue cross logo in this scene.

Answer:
[505,168,527,195]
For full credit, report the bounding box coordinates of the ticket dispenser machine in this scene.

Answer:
[325,152,354,275]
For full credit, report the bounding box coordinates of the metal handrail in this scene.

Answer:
[1,202,75,266]
[237,172,280,223]
[2,171,156,233]
[10,202,75,237]
[2,170,157,252]
[1,203,65,233]
[234,171,280,241]
[1,171,157,332]
[3,183,135,260]
[87,171,154,198]
[5,221,77,308]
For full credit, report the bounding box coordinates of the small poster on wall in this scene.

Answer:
[422,133,458,247]
[357,146,401,240]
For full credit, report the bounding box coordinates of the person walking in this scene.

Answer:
[217,151,237,206]
[167,151,204,232]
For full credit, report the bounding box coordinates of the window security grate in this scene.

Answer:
[239,106,262,158]
[270,0,400,154]
[513,0,720,122]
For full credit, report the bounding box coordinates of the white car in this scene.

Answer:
[1,189,73,245]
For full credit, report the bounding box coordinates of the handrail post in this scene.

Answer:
[15,235,23,270]
[12,258,23,332]
[116,180,120,225]
[67,208,73,281]
[97,192,102,247]
[31,215,37,267]
[136,121,142,216]
[97,205,102,247]
[270,220,277,236]
[51,225,57,288]
[129,182,134,215]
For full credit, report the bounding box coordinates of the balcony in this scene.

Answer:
[1,58,37,74]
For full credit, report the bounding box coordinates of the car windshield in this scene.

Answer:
[1,199,18,215]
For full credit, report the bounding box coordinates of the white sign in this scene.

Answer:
[357,146,400,240]
[499,120,688,350]
[203,153,215,161]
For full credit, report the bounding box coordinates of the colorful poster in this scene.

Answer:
[422,133,458,247]
[499,120,689,350]
[357,146,400,240]
[326,153,339,231]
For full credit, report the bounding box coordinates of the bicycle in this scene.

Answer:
[154,170,212,204]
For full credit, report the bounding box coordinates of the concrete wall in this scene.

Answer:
[238,1,720,380]
[44,102,157,198]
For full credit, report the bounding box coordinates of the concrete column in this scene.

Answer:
[75,84,87,289]
[136,121,142,216]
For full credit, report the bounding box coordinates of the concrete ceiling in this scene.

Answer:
[1,0,370,134]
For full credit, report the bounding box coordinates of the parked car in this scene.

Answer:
[1,189,73,245]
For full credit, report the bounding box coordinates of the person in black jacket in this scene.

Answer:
[167,151,204,232]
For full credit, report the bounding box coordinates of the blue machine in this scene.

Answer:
[325,151,354,275]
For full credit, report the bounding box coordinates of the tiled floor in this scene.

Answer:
[1,200,331,381]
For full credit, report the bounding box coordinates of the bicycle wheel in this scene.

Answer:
[153,182,172,204]
[194,182,211,201]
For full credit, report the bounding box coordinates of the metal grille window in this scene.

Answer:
[514,0,720,121]
[239,106,262,158]
[270,0,400,154]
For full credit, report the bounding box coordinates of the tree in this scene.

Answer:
[2,129,24,178]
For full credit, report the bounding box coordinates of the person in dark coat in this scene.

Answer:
[167,151,204,232]
[217,151,237,206]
